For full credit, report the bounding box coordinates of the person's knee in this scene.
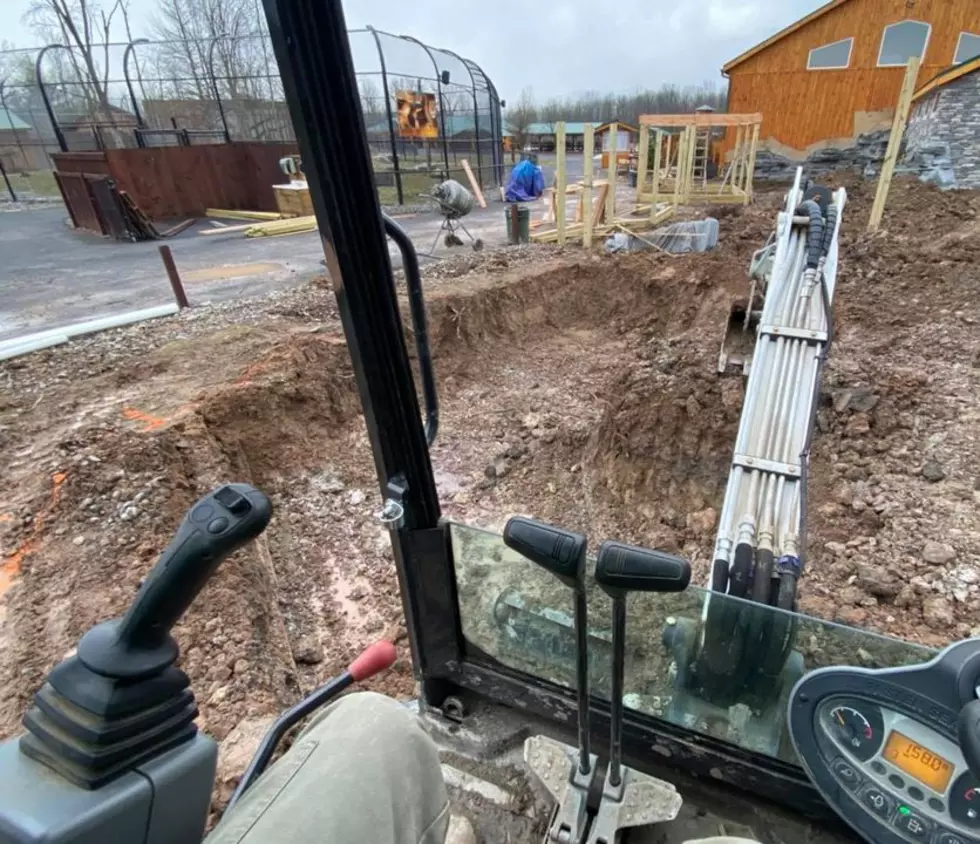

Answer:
[303,691,436,764]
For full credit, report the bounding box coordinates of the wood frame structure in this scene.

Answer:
[635,113,761,207]
[530,121,674,246]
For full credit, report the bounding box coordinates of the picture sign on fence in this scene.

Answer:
[395,90,438,139]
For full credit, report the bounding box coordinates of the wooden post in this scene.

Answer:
[158,245,189,309]
[650,129,662,222]
[664,133,673,185]
[582,123,595,248]
[673,128,687,209]
[732,125,745,191]
[744,123,760,203]
[636,125,649,201]
[555,122,567,247]
[461,159,487,208]
[869,56,920,232]
[682,125,695,203]
[606,121,617,222]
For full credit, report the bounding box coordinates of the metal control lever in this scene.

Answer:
[505,517,596,844]
[1,483,274,844]
[588,541,690,844]
[78,483,273,679]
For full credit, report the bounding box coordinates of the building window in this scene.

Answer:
[954,32,980,65]
[807,37,854,69]
[878,20,931,67]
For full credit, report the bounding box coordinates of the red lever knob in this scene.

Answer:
[348,640,397,682]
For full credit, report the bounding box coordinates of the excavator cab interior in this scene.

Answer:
[2,2,980,844]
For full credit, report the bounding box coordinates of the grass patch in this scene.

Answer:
[4,170,61,198]
[376,171,439,206]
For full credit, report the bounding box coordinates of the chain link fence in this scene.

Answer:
[0,30,503,205]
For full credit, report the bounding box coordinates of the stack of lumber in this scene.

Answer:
[244,216,317,238]
[273,184,314,218]
[205,209,283,222]
[531,204,675,245]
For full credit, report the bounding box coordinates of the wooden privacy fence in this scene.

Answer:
[52,142,299,236]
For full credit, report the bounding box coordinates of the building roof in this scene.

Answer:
[0,107,31,131]
[913,55,980,102]
[596,120,638,134]
[722,0,855,74]
[522,121,601,135]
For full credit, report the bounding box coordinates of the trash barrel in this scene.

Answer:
[505,205,530,244]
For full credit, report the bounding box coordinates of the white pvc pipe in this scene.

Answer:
[0,304,180,362]
[0,333,71,362]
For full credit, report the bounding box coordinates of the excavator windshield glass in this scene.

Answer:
[451,522,934,764]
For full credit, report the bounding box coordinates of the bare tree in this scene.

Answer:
[25,0,128,121]
[538,98,563,134]
[505,86,536,151]
[530,83,728,127]
[358,77,384,124]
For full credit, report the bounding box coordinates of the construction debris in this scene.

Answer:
[119,192,194,241]
[604,217,719,254]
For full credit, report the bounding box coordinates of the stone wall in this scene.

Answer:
[753,130,891,182]
[903,70,980,190]
[752,70,980,189]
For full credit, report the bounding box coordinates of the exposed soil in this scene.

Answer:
[1,176,978,815]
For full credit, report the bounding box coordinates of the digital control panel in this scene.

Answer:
[789,640,980,844]
[818,696,980,844]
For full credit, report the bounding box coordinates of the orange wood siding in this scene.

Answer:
[725,0,980,151]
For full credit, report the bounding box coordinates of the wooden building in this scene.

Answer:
[722,0,980,153]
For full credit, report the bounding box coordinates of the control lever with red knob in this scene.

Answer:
[228,640,398,807]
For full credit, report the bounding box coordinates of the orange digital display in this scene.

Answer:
[882,731,954,793]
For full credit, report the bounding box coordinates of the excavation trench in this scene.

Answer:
[0,253,746,805]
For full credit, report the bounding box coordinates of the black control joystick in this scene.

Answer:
[504,516,592,774]
[20,483,272,789]
[504,516,596,844]
[78,484,272,679]
[594,541,690,789]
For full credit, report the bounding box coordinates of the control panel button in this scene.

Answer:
[191,503,214,523]
[872,761,887,775]
[215,485,251,515]
[936,831,971,844]
[928,798,945,813]
[893,811,932,841]
[832,758,863,791]
[907,786,924,802]
[208,517,230,535]
[861,786,895,820]
[890,774,906,789]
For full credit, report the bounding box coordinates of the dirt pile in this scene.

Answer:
[800,176,980,644]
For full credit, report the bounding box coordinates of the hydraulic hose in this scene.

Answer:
[796,199,824,270]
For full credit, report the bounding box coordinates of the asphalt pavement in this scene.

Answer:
[0,202,508,342]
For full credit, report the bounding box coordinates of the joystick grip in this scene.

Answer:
[78,484,272,678]
[595,541,690,598]
[504,517,587,588]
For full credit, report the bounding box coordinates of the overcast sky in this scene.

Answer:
[3,0,825,101]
